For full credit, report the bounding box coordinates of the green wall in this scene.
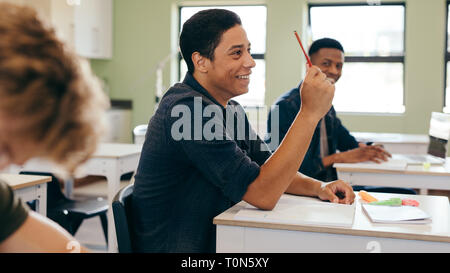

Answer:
[91,0,447,135]
[90,0,172,127]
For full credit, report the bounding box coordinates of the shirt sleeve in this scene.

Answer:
[298,126,327,178]
[331,108,359,151]
[265,99,298,153]
[166,99,261,203]
[248,135,272,167]
[0,180,29,243]
[267,94,327,178]
[239,105,271,166]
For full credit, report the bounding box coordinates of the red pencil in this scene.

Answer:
[294,31,312,67]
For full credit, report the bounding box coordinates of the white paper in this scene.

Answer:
[234,195,356,228]
[362,204,432,224]
[334,158,407,171]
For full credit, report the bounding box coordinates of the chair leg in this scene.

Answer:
[70,217,84,236]
[99,213,108,245]
[51,214,72,234]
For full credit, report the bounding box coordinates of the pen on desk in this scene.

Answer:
[294,31,312,67]
[366,142,374,146]
[335,191,346,200]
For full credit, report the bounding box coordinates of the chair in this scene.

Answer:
[112,184,134,253]
[133,124,147,145]
[20,171,109,244]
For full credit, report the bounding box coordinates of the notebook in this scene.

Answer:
[362,203,432,224]
[234,195,356,228]
[393,112,450,165]
[334,158,407,171]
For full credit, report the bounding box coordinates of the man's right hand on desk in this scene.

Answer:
[323,145,391,167]
[317,180,356,205]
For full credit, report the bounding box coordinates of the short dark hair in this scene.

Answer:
[308,38,344,57]
[180,9,242,73]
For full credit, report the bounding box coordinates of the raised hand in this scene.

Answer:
[299,66,335,122]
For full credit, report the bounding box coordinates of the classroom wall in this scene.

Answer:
[90,0,447,135]
[90,0,172,128]
[0,0,52,19]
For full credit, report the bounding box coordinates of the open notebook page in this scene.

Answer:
[234,195,356,228]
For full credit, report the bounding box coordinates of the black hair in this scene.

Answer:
[179,9,242,73]
[308,38,344,57]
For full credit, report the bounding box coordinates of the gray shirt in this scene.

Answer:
[0,179,29,243]
[131,72,271,253]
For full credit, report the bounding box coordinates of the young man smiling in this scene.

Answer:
[266,38,414,194]
[131,9,355,253]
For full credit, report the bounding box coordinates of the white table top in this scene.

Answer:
[214,193,450,243]
[0,173,52,190]
[2,143,143,178]
[351,132,429,144]
[93,143,142,158]
[334,157,450,176]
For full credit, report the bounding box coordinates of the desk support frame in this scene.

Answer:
[216,225,450,253]
[337,171,450,195]
[14,183,47,216]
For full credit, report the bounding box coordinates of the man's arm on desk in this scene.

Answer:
[242,67,335,210]
[322,145,391,167]
[285,172,355,205]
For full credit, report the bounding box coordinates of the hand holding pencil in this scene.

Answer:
[294,31,313,67]
[294,31,335,121]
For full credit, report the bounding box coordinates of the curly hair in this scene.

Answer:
[0,3,109,174]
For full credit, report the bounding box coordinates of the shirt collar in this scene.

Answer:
[182,71,228,110]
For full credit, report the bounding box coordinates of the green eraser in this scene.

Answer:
[369,198,402,206]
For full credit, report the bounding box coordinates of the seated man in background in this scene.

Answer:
[266,38,415,194]
[0,3,109,252]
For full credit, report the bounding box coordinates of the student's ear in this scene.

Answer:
[192,52,209,73]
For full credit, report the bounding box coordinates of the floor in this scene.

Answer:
[72,176,131,253]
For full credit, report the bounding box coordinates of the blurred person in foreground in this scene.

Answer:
[0,2,109,253]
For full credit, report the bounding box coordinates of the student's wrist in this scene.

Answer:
[314,181,327,197]
[331,152,344,164]
[296,110,321,126]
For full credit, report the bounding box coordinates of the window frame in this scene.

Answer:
[308,2,407,114]
[444,0,450,113]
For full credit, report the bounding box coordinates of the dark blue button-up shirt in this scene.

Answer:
[265,83,359,182]
[132,72,271,253]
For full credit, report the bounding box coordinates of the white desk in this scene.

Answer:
[214,193,450,253]
[1,174,52,216]
[5,143,142,253]
[335,158,450,195]
[351,132,429,154]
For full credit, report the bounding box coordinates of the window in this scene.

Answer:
[179,5,267,107]
[309,4,405,113]
[445,1,450,113]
